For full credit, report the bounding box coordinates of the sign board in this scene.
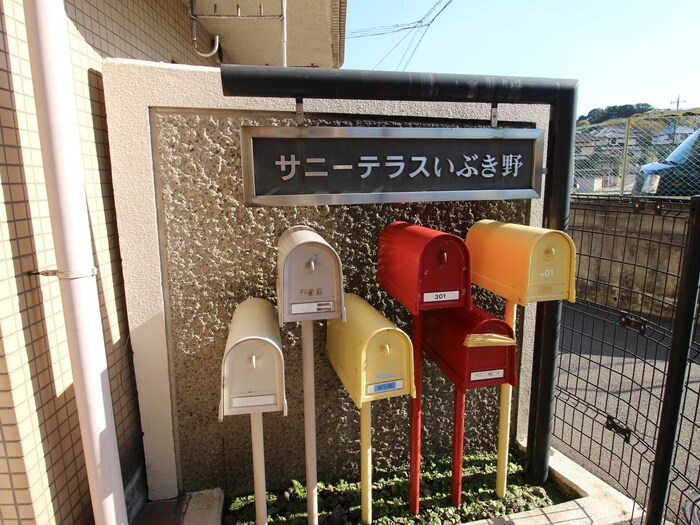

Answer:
[241,127,544,206]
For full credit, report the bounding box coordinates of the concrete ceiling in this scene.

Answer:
[189,0,346,67]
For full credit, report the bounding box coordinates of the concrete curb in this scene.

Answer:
[182,488,224,525]
[466,447,641,524]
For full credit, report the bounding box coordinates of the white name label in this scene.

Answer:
[470,369,505,382]
[291,301,334,314]
[230,394,276,408]
[423,290,460,303]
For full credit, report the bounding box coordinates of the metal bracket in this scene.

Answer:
[619,312,647,335]
[296,97,304,126]
[633,198,663,215]
[29,267,98,279]
[491,103,498,128]
[605,415,632,444]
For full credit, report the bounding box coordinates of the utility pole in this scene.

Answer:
[671,94,686,110]
[669,95,686,144]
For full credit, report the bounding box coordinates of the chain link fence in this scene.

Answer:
[574,113,700,197]
[554,196,700,524]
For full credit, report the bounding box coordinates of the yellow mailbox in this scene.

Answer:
[327,293,415,407]
[465,219,576,306]
[327,293,415,524]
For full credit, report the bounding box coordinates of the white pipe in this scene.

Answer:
[250,412,268,525]
[22,2,128,524]
[301,320,318,525]
[282,0,288,67]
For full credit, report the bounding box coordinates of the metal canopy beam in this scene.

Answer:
[220,64,578,485]
[221,64,576,104]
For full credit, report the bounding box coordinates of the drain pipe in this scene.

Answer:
[22,2,128,525]
[282,0,288,66]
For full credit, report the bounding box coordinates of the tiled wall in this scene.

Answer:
[0,0,217,522]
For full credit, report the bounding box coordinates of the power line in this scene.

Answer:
[347,0,449,38]
[362,0,454,70]
[373,27,416,69]
[399,0,454,70]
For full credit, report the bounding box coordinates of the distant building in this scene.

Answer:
[652,125,695,145]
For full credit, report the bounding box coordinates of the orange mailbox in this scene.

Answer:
[464,220,576,501]
[465,219,576,306]
[423,306,517,391]
[376,221,471,514]
[377,221,472,314]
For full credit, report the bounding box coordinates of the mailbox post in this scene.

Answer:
[377,221,471,514]
[423,306,517,505]
[277,226,345,525]
[219,298,287,525]
[327,293,415,524]
[466,220,575,498]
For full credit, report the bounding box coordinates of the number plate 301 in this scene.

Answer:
[423,291,459,303]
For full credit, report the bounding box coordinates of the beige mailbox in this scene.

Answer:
[219,297,287,419]
[219,297,287,524]
[327,293,415,408]
[465,219,576,306]
[277,225,346,325]
[277,225,345,525]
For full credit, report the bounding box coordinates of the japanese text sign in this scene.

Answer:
[241,126,544,206]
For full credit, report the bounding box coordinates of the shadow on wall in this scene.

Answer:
[87,68,147,520]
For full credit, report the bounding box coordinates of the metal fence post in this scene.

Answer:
[645,195,700,525]
[525,88,577,484]
[619,116,632,195]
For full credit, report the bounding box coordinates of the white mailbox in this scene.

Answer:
[277,225,346,325]
[219,298,287,420]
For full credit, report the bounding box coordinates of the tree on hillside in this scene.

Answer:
[577,103,654,124]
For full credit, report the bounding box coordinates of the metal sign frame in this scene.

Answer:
[241,126,544,206]
[221,63,579,486]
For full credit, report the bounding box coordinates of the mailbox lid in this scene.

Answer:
[220,298,287,418]
[526,232,576,303]
[466,220,576,306]
[377,221,471,314]
[423,306,517,389]
[327,293,414,407]
[277,225,345,324]
[419,235,472,310]
[363,327,414,403]
[221,338,285,415]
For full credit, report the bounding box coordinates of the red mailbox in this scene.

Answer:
[377,221,472,314]
[376,221,472,514]
[423,306,517,390]
[423,306,517,506]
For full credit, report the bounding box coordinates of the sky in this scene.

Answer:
[342,0,700,118]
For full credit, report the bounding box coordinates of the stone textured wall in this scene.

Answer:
[154,109,530,495]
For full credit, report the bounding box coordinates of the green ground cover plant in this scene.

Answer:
[223,451,568,524]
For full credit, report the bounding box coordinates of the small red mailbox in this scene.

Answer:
[377,221,472,314]
[423,306,517,506]
[423,306,517,390]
